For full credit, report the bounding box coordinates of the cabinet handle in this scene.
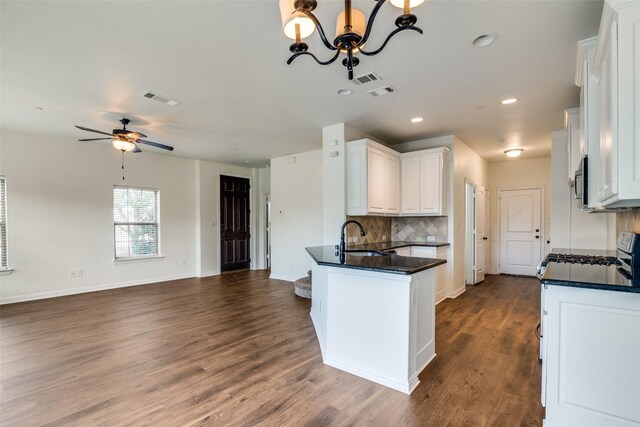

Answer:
[482,237,488,241]
[535,236,540,239]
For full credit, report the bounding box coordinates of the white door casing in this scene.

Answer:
[499,188,542,276]
[475,186,487,283]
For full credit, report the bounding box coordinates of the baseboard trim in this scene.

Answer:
[268,273,296,282]
[198,270,220,278]
[0,274,195,305]
[448,286,466,299]
[323,356,418,394]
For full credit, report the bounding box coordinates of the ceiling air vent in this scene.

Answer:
[367,86,396,97]
[353,72,382,86]
[141,91,182,106]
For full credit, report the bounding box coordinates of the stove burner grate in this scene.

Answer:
[546,253,620,266]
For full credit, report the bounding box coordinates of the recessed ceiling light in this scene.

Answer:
[501,98,518,105]
[505,148,524,158]
[337,88,353,96]
[244,160,250,164]
[34,107,44,110]
[472,34,496,48]
[411,117,423,123]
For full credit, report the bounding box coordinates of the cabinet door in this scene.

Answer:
[419,155,441,214]
[386,155,400,214]
[367,148,387,213]
[401,157,420,214]
[598,21,617,202]
[411,246,436,258]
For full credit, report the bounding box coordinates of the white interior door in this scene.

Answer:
[475,186,487,283]
[499,188,542,276]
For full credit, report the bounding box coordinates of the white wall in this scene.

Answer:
[452,137,489,294]
[270,150,323,282]
[488,156,552,274]
[323,124,346,245]
[0,129,197,303]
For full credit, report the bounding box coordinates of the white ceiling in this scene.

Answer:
[1,0,603,166]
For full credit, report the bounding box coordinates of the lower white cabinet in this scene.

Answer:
[541,284,640,426]
[395,245,449,304]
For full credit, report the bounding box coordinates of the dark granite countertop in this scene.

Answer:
[350,240,450,251]
[306,245,447,275]
[541,248,640,293]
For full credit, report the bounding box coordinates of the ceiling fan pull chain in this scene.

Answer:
[121,151,126,180]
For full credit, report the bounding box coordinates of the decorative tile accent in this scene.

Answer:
[345,216,391,245]
[617,208,640,234]
[392,217,448,242]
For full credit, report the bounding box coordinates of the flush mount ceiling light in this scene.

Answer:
[501,97,518,105]
[505,148,524,158]
[472,34,495,48]
[337,88,353,96]
[411,117,423,123]
[280,0,426,80]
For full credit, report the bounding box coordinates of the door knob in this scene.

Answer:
[482,237,488,240]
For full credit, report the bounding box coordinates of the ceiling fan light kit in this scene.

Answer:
[280,0,426,80]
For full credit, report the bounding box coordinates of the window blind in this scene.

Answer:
[0,177,6,269]
[113,186,159,259]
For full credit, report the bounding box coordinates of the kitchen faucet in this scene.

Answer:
[338,220,366,253]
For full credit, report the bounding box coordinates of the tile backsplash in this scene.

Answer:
[617,208,640,234]
[345,216,448,245]
[392,216,448,242]
[345,216,391,245]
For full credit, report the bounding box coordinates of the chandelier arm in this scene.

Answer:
[359,0,387,46]
[299,9,339,51]
[287,50,342,66]
[359,26,423,56]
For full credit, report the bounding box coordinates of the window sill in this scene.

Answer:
[113,256,165,264]
[0,268,14,276]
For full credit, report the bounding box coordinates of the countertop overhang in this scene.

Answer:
[306,244,447,275]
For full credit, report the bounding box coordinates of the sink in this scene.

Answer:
[344,250,388,257]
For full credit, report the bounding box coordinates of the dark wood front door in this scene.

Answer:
[220,175,250,272]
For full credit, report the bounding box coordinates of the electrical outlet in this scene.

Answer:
[69,269,76,278]
[427,236,435,242]
[180,259,186,266]
[75,268,83,277]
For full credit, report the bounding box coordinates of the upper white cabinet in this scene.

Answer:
[594,1,640,207]
[401,148,449,216]
[565,108,581,183]
[346,139,401,216]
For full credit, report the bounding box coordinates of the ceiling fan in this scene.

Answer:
[75,118,174,153]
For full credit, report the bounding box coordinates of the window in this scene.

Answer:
[113,186,160,259]
[0,176,7,269]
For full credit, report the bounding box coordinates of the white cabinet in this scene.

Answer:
[395,245,450,304]
[346,139,401,216]
[564,108,581,182]
[541,284,640,426]
[400,147,449,216]
[594,1,640,207]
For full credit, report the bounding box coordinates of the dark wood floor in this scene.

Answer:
[1,271,544,426]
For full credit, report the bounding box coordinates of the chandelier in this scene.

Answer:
[279,0,426,80]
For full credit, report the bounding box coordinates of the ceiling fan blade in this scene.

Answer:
[137,139,174,151]
[132,144,142,153]
[75,125,114,137]
[78,138,112,142]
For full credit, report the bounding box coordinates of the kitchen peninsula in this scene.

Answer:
[305,244,447,393]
